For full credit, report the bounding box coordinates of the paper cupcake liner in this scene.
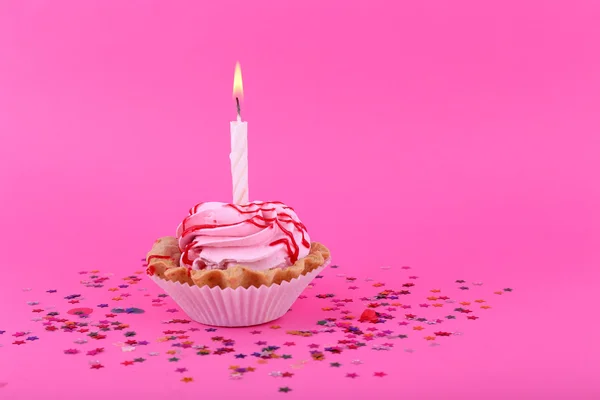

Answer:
[149,260,330,327]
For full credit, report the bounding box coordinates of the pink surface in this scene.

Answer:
[0,1,599,399]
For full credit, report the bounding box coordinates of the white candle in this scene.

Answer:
[230,117,248,205]
[230,62,249,205]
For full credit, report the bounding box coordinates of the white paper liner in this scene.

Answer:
[149,260,330,327]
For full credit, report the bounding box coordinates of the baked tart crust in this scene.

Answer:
[146,236,330,289]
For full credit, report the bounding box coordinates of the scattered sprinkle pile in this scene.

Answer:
[0,262,513,394]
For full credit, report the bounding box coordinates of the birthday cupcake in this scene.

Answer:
[146,63,329,326]
[146,201,330,327]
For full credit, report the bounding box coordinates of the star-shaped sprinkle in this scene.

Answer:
[90,364,104,369]
[121,360,134,366]
[346,373,359,379]
[503,288,513,292]
[86,348,104,356]
[269,371,282,377]
[279,387,292,393]
[168,357,179,362]
[175,367,188,373]
[374,372,387,377]
[133,357,146,363]
[181,377,194,383]
[64,348,79,354]
[330,362,342,367]
[230,373,242,380]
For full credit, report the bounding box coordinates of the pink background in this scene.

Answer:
[1,1,599,399]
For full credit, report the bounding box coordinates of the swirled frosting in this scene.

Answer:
[176,201,311,271]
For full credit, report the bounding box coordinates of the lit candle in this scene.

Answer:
[230,62,249,205]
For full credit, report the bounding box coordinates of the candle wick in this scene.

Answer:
[235,97,241,120]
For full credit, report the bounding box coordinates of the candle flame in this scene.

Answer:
[233,62,243,98]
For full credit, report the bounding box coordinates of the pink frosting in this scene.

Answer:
[176,201,311,271]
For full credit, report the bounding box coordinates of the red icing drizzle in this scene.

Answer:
[178,201,310,267]
[189,202,205,215]
[146,255,172,276]
[147,255,171,264]
[181,241,198,266]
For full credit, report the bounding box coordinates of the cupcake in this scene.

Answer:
[146,200,330,327]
